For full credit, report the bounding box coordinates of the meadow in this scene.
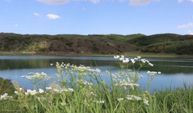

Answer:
[0,55,193,113]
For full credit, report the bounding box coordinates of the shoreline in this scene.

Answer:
[0,51,192,58]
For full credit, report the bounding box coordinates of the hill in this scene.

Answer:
[0,33,193,55]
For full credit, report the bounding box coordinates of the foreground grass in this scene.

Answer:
[0,88,193,113]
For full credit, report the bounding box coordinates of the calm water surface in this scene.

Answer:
[0,55,193,91]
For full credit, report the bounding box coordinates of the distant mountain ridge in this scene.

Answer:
[0,33,193,55]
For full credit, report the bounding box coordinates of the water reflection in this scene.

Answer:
[0,56,193,74]
[0,56,193,90]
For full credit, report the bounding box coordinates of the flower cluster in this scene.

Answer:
[50,87,74,93]
[147,71,161,76]
[0,93,13,100]
[55,62,101,73]
[78,80,93,86]
[25,89,44,95]
[113,55,154,106]
[126,95,142,101]
[15,86,74,96]
[116,95,149,105]
[115,82,139,89]
[114,55,154,67]
[112,70,140,90]
[10,55,160,111]
[23,72,50,80]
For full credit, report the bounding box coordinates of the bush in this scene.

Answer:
[0,77,15,95]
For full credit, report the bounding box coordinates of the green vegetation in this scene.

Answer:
[1,33,193,55]
[0,77,15,95]
[1,86,193,113]
[0,55,193,113]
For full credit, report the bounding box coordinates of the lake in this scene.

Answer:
[0,55,193,91]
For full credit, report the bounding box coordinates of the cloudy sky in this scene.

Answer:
[0,0,193,35]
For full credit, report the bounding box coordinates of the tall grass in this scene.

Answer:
[0,55,193,113]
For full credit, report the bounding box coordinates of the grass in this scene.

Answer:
[0,55,193,113]
[0,78,15,95]
[152,88,193,113]
[0,85,193,113]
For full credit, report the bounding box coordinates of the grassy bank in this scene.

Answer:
[0,55,193,113]
[0,87,193,113]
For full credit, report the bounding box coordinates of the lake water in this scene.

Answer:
[0,55,193,91]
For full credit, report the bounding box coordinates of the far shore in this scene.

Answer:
[0,51,192,58]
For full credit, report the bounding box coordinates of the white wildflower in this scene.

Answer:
[147,71,161,76]
[137,56,141,59]
[46,87,52,90]
[19,88,23,91]
[53,88,60,93]
[14,91,19,95]
[117,98,124,102]
[114,55,120,59]
[55,87,74,93]
[122,58,130,63]
[140,59,147,63]
[130,59,135,64]
[80,80,93,86]
[25,72,50,80]
[115,82,139,88]
[50,63,54,66]
[148,63,154,67]
[95,100,105,104]
[126,95,142,101]
[66,88,74,92]
[119,57,124,61]
[38,89,44,94]
[0,93,13,100]
[25,89,38,95]
[143,98,149,106]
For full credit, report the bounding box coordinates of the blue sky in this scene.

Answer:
[0,0,193,35]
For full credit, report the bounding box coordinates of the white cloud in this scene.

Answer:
[129,0,153,5]
[88,0,100,4]
[37,0,100,4]
[37,0,157,5]
[46,13,61,20]
[178,0,193,3]
[37,0,69,5]
[33,12,40,16]
[178,22,193,29]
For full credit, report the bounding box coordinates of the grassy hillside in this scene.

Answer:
[129,33,193,55]
[0,33,193,55]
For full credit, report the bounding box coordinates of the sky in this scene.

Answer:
[0,0,193,35]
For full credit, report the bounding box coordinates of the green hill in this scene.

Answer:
[0,33,193,55]
[128,33,193,54]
